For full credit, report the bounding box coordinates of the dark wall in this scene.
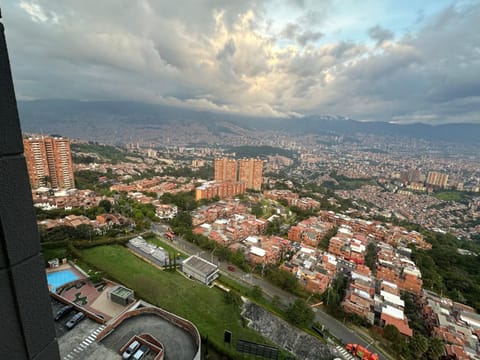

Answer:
[0,14,60,359]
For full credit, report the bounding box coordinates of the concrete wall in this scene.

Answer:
[182,264,208,284]
[0,15,60,359]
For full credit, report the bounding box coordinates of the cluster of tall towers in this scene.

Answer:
[23,135,75,189]
[214,157,263,191]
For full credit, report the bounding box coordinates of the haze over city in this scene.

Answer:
[3,0,480,123]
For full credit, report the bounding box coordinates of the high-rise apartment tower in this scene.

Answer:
[239,158,263,191]
[214,158,237,182]
[426,171,448,189]
[23,136,75,189]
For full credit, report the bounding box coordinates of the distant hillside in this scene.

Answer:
[17,99,480,145]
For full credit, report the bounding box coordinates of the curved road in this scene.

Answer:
[151,225,388,360]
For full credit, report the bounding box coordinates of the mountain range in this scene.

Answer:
[17,99,480,145]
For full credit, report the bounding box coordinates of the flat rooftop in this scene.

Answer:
[111,286,133,299]
[183,255,217,275]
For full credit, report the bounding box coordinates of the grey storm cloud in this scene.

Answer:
[2,0,480,123]
[367,25,394,46]
[282,23,323,45]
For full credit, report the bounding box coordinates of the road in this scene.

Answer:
[150,224,388,360]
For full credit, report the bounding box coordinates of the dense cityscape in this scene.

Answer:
[20,130,480,360]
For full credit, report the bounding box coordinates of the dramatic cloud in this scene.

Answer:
[2,0,480,123]
[367,25,394,46]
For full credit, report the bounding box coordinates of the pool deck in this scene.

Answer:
[46,263,85,276]
[47,263,131,321]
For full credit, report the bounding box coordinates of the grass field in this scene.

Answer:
[80,245,272,358]
[433,191,466,202]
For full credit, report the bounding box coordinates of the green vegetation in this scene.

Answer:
[364,242,377,275]
[74,169,114,192]
[226,145,296,159]
[321,273,348,318]
[403,292,427,335]
[264,266,303,296]
[160,191,197,211]
[285,299,314,327]
[42,246,68,265]
[412,230,480,311]
[433,190,469,203]
[72,142,138,163]
[323,172,376,190]
[78,245,275,358]
[114,195,158,228]
[289,205,316,222]
[382,326,442,360]
[161,165,213,180]
[318,226,338,251]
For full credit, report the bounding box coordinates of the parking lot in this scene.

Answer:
[51,297,197,359]
[51,297,120,360]
[101,313,197,360]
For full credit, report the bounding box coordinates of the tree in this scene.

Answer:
[224,291,242,307]
[250,285,263,300]
[98,199,112,213]
[285,299,314,327]
[364,242,377,274]
[318,226,338,251]
[251,204,263,218]
[266,218,282,235]
[265,267,299,293]
[426,337,444,360]
[384,324,401,342]
[133,209,145,221]
[409,332,429,358]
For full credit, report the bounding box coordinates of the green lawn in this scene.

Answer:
[80,245,270,357]
[433,191,465,202]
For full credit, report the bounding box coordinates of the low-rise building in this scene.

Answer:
[182,255,219,285]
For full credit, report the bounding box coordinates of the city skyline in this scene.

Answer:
[2,1,480,124]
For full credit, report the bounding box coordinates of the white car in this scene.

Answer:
[122,340,140,359]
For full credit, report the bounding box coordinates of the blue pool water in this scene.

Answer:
[47,269,80,292]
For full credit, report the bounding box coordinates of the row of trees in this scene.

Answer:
[384,325,444,360]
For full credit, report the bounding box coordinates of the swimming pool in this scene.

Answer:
[47,269,80,292]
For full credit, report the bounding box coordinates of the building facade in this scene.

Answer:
[238,158,263,191]
[23,136,75,189]
[182,255,219,285]
[214,158,237,182]
[195,180,246,201]
[426,171,448,188]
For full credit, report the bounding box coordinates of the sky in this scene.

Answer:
[3,0,480,123]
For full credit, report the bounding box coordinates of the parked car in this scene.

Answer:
[65,312,85,330]
[132,344,150,360]
[122,340,141,359]
[227,265,235,272]
[54,305,74,321]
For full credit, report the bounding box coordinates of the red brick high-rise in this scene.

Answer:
[239,158,263,191]
[214,158,237,181]
[23,136,75,189]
